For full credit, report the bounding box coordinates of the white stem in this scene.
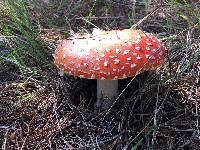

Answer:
[96,80,118,110]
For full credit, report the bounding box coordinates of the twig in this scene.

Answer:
[130,5,162,29]
[2,129,9,150]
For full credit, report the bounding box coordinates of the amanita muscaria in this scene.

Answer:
[54,29,167,109]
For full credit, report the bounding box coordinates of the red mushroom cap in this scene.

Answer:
[54,29,167,79]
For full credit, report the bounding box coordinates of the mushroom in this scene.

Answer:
[54,29,167,110]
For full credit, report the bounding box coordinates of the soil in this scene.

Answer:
[0,0,200,149]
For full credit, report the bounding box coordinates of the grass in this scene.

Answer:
[0,0,49,70]
[0,0,200,149]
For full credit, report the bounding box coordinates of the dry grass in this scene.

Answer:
[0,0,200,149]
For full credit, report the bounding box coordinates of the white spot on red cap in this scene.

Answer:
[131,63,136,68]
[135,47,141,51]
[69,61,75,65]
[84,63,88,67]
[123,50,130,55]
[147,42,152,46]
[105,48,111,52]
[91,74,95,79]
[114,59,120,65]
[146,55,150,58]
[91,55,95,58]
[135,40,140,44]
[60,62,64,65]
[100,71,107,74]
[136,56,142,60]
[123,74,127,78]
[96,67,100,70]
[62,47,67,51]
[80,75,84,78]
[63,53,66,58]
[114,76,118,79]
[100,54,105,57]
[68,71,72,75]
[127,57,132,61]
[152,49,156,52]
[76,64,81,69]
[104,61,109,67]
[146,46,150,50]
[158,39,161,42]
[109,56,115,58]
[116,49,121,54]
[136,33,141,39]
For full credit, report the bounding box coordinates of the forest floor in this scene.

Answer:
[0,0,200,149]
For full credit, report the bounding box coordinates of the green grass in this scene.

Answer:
[166,0,200,73]
[0,0,48,68]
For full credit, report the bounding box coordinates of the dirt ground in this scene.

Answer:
[0,0,200,149]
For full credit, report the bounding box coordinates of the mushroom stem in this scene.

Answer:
[96,80,118,110]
